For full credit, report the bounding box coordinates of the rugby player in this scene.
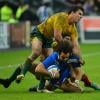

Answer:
[16,6,85,82]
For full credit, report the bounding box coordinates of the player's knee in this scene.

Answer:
[32,47,42,56]
[35,64,43,73]
[35,66,40,73]
[31,39,42,55]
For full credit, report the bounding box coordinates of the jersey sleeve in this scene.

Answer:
[42,52,58,69]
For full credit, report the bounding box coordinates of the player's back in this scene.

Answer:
[37,12,68,38]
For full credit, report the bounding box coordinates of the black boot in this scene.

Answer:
[0,66,21,88]
[0,79,11,88]
[29,85,38,92]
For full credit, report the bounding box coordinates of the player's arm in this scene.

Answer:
[35,52,58,77]
[73,67,83,81]
[72,37,81,57]
[54,29,63,43]
[53,15,64,43]
[71,26,85,65]
[72,38,85,65]
[35,63,51,77]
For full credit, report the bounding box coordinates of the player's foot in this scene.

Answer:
[15,79,21,83]
[29,85,38,92]
[85,82,100,90]
[90,83,100,90]
[29,85,54,93]
[37,88,54,93]
[16,74,24,81]
[0,79,11,88]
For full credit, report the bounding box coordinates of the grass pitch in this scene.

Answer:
[0,44,100,100]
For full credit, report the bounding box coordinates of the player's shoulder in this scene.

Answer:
[51,52,59,58]
[53,12,67,17]
[54,12,68,21]
[52,51,58,55]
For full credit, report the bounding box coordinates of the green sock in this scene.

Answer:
[21,58,32,75]
[8,66,21,83]
[38,76,46,90]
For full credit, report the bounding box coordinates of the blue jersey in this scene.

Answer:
[42,52,69,71]
[42,52,81,86]
[42,52,71,86]
[42,52,58,68]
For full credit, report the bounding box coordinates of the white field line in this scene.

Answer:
[83,52,100,57]
[0,52,100,69]
[0,64,20,69]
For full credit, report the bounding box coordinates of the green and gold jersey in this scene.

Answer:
[37,12,78,40]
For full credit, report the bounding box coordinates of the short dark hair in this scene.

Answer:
[58,39,73,54]
[68,6,84,14]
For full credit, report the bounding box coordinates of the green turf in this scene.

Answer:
[0,44,100,100]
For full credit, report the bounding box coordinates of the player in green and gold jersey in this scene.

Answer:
[13,6,84,86]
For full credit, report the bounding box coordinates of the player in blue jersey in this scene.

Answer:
[0,38,100,92]
[34,39,82,92]
[29,37,100,92]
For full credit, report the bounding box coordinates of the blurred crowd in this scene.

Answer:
[0,0,100,25]
[60,0,100,15]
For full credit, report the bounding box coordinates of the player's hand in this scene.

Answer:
[49,70,60,79]
[52,41,59,51]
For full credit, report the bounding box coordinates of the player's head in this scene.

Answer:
[58,39,73,61]
[52,35,71,51]
[68,6,84,14]
[68,6,84,23]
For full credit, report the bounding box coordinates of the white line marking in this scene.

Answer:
[0,64,19,69]
[83,52,100,57]
[0,52,100,69]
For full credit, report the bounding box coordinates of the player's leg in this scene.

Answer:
[81,73,100,90]
[29,49,53,92]
[36,48,54,90]
[58,54,83,92]
[68,54,83,81]
[36,64,59,92]
[0,65,22,88]
[16,27,44,81]
[46,67,82,93]
[72,58,100,90]
[29,38,53,92]
[70,54,100,90]
[59,68,82,92]
[17,37,43,80]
